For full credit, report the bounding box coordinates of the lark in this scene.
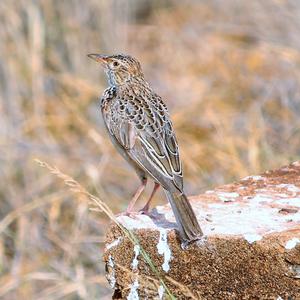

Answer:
[88,53,203,243]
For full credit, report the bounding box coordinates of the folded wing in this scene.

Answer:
[102,92,183,192]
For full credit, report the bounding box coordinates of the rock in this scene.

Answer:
[103,162,300,299]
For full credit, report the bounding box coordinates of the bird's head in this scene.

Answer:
[87,53,144,86]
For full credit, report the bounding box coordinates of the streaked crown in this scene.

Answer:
[88,53,144,86]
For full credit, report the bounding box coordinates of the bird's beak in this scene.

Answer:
[87,53,108,67]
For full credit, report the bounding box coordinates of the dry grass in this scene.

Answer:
[1,0,300,299]
[34,159,176,299]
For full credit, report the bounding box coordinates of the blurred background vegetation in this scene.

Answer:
[1,0,300,299]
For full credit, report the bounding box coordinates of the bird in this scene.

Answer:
[88,53,203,243]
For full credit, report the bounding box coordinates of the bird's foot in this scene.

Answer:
[138,207,158,219]
[138,207,152,216]
[116,210,140,219]
[138,201,150,214]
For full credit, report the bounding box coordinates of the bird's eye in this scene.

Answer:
[112,61,119,67]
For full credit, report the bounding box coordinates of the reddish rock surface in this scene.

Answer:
[103,162,300,299]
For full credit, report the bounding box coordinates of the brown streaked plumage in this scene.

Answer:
[88,53,203,243]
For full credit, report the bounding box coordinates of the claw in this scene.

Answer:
[116,210,140,219]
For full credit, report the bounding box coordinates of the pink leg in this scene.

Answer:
[125,178,147,214]
[140,182,160,213]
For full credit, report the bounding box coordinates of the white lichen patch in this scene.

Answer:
[158,285,165,299]
[195,189,300,239]
[290,264,300,279]
[243,233,262,244]
[217,192,239,202]
[131,244,140,270]
[276,198,300,208]
[156,205,166,211]
[127,278,139,300]
[205,190,214,194]
[242,175,264,181]
[107,255,116,288]
[116,208,177,234]
[156,205,174,221]
[285,238,300,250]
[277,184,300,194]
[157,229,172,272]
[106,237,122,250]
[115,169,300,245]
[251,194,273,204]
[117,215,158,230]
[255,188,269,193]
[274,193,291,198]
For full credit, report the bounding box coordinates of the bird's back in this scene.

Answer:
[101,82,184,193]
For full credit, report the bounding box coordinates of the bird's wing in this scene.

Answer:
[102,96,137,150]
[138,98,183,191]
[103,91,183,191]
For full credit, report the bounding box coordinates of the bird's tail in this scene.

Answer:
[165,190,203,244]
